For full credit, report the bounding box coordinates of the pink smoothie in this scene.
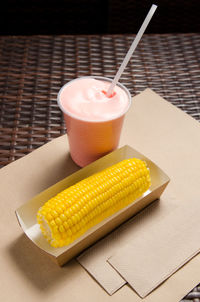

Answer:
[57,76,131,167]
[59,78,129,122]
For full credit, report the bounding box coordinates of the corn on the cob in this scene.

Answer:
[37,158,151,248]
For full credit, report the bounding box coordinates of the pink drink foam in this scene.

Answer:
[60,78,129,122]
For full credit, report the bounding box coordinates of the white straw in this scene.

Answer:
[107,4,157,96]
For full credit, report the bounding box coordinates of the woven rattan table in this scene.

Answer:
[0,33,200,301]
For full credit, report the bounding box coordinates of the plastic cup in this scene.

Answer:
[57,76,131,167]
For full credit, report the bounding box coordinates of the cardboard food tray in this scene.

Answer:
[15,145,169,266]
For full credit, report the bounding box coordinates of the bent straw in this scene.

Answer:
[106,4,157,97]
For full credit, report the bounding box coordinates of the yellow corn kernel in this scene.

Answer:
[37,158,151,248]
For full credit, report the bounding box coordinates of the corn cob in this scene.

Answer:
[37,158,151,248]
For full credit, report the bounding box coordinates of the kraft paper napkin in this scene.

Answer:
[77,88,200,296]
[108,197,200,297]
[1,89,200,302]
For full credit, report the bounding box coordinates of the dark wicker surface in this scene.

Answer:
[0,33,200,301]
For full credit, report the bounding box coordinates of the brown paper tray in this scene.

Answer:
[15,145,170,266]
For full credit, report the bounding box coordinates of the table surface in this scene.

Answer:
[0,33,200,301]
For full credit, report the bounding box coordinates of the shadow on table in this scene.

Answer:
[8,234,78,291]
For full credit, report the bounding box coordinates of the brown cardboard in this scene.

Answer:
[77,88,200,297]
[1,89,200,302]
[15,145,169,266]
[108,197,200,298]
